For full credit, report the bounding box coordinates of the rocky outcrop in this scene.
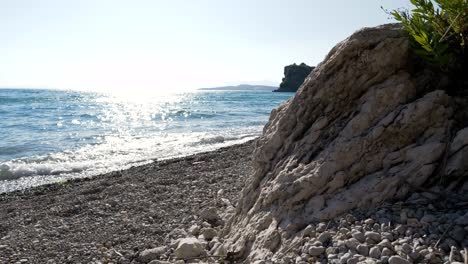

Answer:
[221,23,468,262]
[274,63,315,92]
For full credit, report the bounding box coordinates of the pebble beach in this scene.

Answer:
[1,139,467,264]
[0,142,253,263]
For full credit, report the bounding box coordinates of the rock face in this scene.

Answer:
[274,63,314,92]
[222,24,468,262]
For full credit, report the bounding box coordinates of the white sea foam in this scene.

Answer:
[0,129,260,193]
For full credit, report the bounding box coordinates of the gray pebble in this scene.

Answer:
[388,255,410,264]
[369,246,381,259]
[352,231,366,243]
[308,246,325,256]
[357,244,369,256]
[365,231,382,243]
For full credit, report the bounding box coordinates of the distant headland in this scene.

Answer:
[198,84,277,91]
[273,63,315,92]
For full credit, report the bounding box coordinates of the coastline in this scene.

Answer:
[0,141,254,263]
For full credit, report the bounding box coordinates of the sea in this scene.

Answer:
[0,89,292,193]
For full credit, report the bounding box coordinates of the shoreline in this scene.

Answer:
[0,136,258,194]
[0,141,254,263]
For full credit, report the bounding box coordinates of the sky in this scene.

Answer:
[0,0,411,93]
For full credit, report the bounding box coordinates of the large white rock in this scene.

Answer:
[220,23,466,262]
[174,237,205,260]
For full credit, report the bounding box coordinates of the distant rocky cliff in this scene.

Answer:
[274,63,314,92]
[222,23,468,262]
[198,84,276,91]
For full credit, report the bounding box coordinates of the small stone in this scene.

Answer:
[449,246,462,262]
[408,251,420,261]
[308,246,325,256]
[174,237,205,259]
[357,244,369,256]
[449,226,466,243]
[388,256,410,264]
[309,240,321,247]
[352,231,366,243]
[316,222,327,232]
[406,218,420,227]
[139,246,167,263]
[381,248,393,257]
[317,232,332,243]
[419,249,429,257]
[347,257,359,264]
[372,223,381,231]
[201,221,211,228]
[148,261,171,264]
[199,207,220,223]
[425,252,441,264]
[401,243,412,254]
[326,246,339,255]
[303,224,316,237]
[365,231,382,243]
[345,238,360,250]
[404,229,413,237]
[369,246,381,259]
[201,228,217,241]
[381,256,389,264]
[340,252,352,264]
[395,225,406,235]
[377,239,392,250]
[381,232,393,241]
[346,214,357,224]
[400,211,408,224]
[365,219,375,225]
[188,225,200,236]
[339,227,351,234]
[455,212,468,225]
[420,214,437,224]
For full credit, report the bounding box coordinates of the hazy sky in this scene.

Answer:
[1,0,410,92]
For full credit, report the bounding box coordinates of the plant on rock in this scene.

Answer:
[390,0,467,72]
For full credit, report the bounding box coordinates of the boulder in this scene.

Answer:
[221,23,467,262]
[174,237,205,260]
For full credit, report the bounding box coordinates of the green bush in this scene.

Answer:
[390,0,467,71]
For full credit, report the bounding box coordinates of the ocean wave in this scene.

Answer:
[197,136,225,145]
[0,130,258,186]
[0,159,88,180]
